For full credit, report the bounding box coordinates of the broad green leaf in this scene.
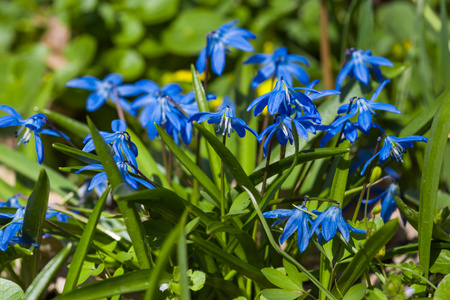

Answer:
[394,196,450,242]
[283,259,307,289]
[226,192,251,218]
[0,278,23,300]
[418,89,450,276]
[430,249,450,274]
[144,212,187,300]
[261,268,302,291]
[63,188,110,293]
[22,169,50,245]
[88,117,151,269]
[53,269,171,300]
[38,108,90,139]
[103,49,144,81]
[137,0,179,25]
[190,234,271,287]
[332,219,398,298]
[191,65,222,187]
[249,148,350,185]
[435,274,450,300]
[112,13,145,46]
[343,283,366,300]
[155,124,221,205]
[53,143,100,165]
[261,289,307,300]
[0,144,77,196]
[24,243,72,300]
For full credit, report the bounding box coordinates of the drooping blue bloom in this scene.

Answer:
[333,80,400,132]
[258,114,317,157]
[0,206,59,251]
[244,47,309,88]
[66,73,137,114]
[0,195,22,209]
[361,135,428,175]
[188,105,257,138]
[362,183,402,224]
[263,206,312,252]
[247,78,317,117]
[0,105,68,164]
[196,20,256,76]
[310,206,365,242]
[76,155,154,191]
[82,119,138,167]
[335,48,393,90]
[318,120,385,148]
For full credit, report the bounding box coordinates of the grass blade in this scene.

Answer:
[63,187,110,293]
[418,89,450,277]
[53,143,100,165]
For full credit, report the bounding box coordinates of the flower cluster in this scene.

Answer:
[264,204,365,252]
[77,120,154,191]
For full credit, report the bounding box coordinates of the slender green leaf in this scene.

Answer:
[194,123,261,203]
[144,212,187,300]
[53,143,100,164]
[356,0,373,49]
[418,89,450,277]
[400,89,450,137]
[63,188,110,293]
[439,0,450,90]
[54,269,171,300]
[0,144,77,196]
[116,188,186,224]
[22,169,50,244]
[38,108,90,139]
[329,142,351,203]
[87,117,151,269]
[333,219,398,298]
[155,124,221,205]
[0,278,23,300]
[249,148,350,185]
[177,226,190,300]
[394,196,450,242]
[24,243,72,300]
[189,234,272,287]
[191,64,221,186]
[260,289,305,300]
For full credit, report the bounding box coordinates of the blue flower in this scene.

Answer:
[259,114,317,157]
[333,80,400,133]
[0,206,59,251]
[335,48,393,90]
[310,206,365,242]
[82,119,138,168]
[188,105,257,138]
[361,135,427,175]
[244,47,309,88]
[66,73,137,114]
[318,120,385,148]
[0,195,22,209]
[76,155,154,191]
[247,78,317,117]
[196,20,256,76]
[263,206,312,252]
[0,105,68,164]
[362,183,401,224]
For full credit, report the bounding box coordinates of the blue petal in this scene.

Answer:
[0,105,24,120]
[66,76,100,91]
[363,55,393,67]
[368,102,401,114]
[0,116,22,128]
[251,63,276,89]
[287,54,309,66]
[244,53,272,64]
[112,120,127,132]
[105,73,123,85]
[34,132,44,164]
[279,209,302,244]
[285,63,309,85]
[335,60,354,90]
[370,79,390,101]
[357,103,373,132]
[86,91,107,111]
[211,43,226,76]
[88,173,109,191]
[134,79,160,93]
[162,83,183,96]
[353,58,369,85]
[360,152,380,175]
[116,84,143,97]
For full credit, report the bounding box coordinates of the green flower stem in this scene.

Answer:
[221,134,227,219]
[352,136,382,223]
[245,186,337,300]
[112,86,126,123]
[261,135,274,196]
